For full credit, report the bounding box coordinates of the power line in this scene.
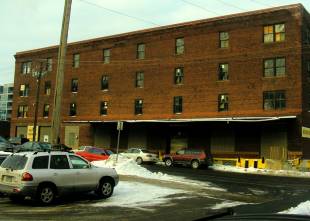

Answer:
[180,0,220,16]
[217,0,246,11]
[77,0,161,27]
[249,0,274,8]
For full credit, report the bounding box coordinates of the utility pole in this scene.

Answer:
[51,0,72,146]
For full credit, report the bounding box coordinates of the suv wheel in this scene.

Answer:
[191,160,200,169]
[136,157,143,165]
[97,179,114,199]
[37,185,55,205]
[165,158,173,167]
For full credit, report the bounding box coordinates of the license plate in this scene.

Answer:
[3,176,13,182]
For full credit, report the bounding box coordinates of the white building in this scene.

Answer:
[0,83,13,121]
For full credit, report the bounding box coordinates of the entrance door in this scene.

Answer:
[65,126,79,149]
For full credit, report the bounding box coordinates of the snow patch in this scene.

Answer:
[210,200,249,210]
[91,181,185,210]
[280,200,310,215]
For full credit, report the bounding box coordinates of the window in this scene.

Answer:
[19,84,29,97]
[71,79,78,92]
[100,101,108,115]
[175,37,184,55]
[305,28,310,44]
[21,61,32,74]
[307,61,310,77]
[69,155,89,169]
[103,49,110,64]
[219,63,229,80]
[32,156,49,169]
[219,32,229,48]
[264,24,285,43]
[69,103,77,116]
[137,43,145,59]
[43,104,50,118]
[263,91,286,110]
[175,67,184,85]
[173,96,183,114]
[101,75,109,90]
[136,72,144,88]
[44,81,51,95]
[46,58,52,71]
[73,53,80,68]
[135,99,143,115]
[17,105,28,118]
[50,155,70,169]
[264,58,285,77]
[218,94,228,111]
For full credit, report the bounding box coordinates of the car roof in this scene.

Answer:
[12,151,72,157]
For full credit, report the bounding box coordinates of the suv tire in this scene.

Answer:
[37,185,55,205]
[165,158,173,167]
[97,179,114,199]
[136,157,143,165]
[191,160,200,169]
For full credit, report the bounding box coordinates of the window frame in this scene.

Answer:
[103,49,110,64]
[174,67,184,85]
[136,71,144,88]
[173,96,183,114]
[43,104,50,118]
[219,63,229,80]
[73,53,80,68]
[69,103,77,116]
[263,90,286,110]
[100,101,108,116]
[219,32,229,48]
[137,43,145,59]
[71,78,78,93]
[175,37,184,55]
[263,23,285,43]
[134,99,143,115]
[21,61,32,74]
[19,84,29,97]
[101,75,109,91]
[17,105,28,118]
[218,94,229,112]
[46,58,52,72]
[263,57,286,77]
[44,81,51,95]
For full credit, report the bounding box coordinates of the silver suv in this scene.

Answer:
[0,151,119,205]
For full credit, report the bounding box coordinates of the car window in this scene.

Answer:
[132,149,140,154]
[176,150,185,155]
[88,147,105,155]
[141,149,152,154]
[1,155,28,170]
[50,155,70,169]
[32,156,49,169]
[105,150,114,155]
[69,155,89,169]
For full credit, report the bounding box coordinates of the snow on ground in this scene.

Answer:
[279,200,310,215]
[211,164,310,178]
[91,181,186,210]
[210,200,249,210]
[92,155,225,191]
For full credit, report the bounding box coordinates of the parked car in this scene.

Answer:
[18,141,51,152]
[76,146,113,162]
[121,148,159,164]
[0,151,119,205]
[163,148,213,169]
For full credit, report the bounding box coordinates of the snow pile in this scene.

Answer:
[211,164,310,178]
[92,154,225,191]
[279,200,310,215]
[92,181,185,210]
[210,200,249,210]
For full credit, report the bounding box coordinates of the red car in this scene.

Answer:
[163,148,213,169]
[76,146,113,162]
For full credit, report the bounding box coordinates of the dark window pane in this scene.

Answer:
[32,156,49,169]
[50,155,70,169]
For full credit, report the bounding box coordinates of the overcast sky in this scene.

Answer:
[1,0,310,84]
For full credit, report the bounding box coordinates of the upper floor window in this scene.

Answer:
[69,103,77,116]
[263,91,286,110]
[219,63,229,80]
[103,49,110,64]
[137,43,145,59]
[44,81,51,95]
[21,61,32,74]
[43,104,50,118]
[218,94,228,111]
[219,32,229,48]
[100,101,108,115]
[46,58,52,72]
[73,53,80,68]
[175,37,184,55]
[19,84,29,97]
[71,79,78,92]
[136,72,144,88]
[264,57,285,77]
[173,96,183,114]
[264,23,285,43]
[135,99,143,115]
[175,67,184,85]
[101,75,109,90]
[17,105,28,118]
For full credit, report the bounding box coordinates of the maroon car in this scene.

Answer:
[163,148,213,169]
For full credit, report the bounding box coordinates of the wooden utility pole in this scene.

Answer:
[51,0,72,145]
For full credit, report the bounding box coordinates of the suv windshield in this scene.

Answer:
[1,155,28,170]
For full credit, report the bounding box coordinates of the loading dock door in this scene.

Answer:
[65,126,79,149]
[261,131,287,160]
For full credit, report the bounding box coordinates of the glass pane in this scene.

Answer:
[264,34,274,43]
[220,32,229,40]
[264,25,273,34]
[275,24,285,33]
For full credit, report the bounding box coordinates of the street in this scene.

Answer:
[1,164,310,221]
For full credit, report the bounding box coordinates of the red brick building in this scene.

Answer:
[11,4,310,159]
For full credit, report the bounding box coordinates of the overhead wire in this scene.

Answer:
[180,0,220,16]
[217,0,246,11]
